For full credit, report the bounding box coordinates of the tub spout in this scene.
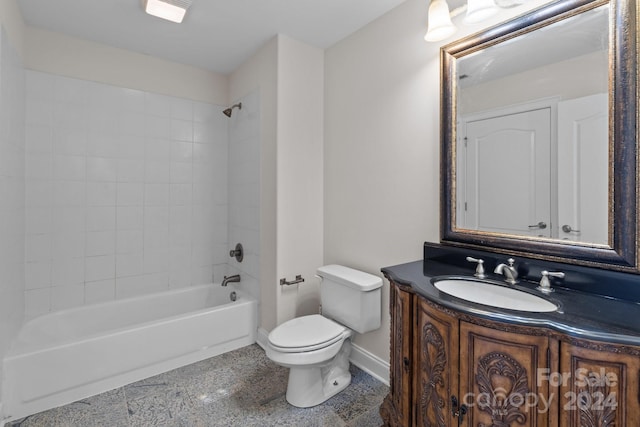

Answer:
[222,274,241,287]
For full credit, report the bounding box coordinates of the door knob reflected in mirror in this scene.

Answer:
[528,221,547,230]
[562,224,581,233]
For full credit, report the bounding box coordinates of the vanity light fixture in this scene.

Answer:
[425,0,457,41]
[143,0,192,23]
[425,0,520,42]
[464,0,499,23]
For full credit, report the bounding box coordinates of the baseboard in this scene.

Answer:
[256,327,389,386]
[349,343,390,386]
[256,327,269,350]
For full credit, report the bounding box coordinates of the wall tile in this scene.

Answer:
[116,206,143,230]
[25,73,232,314]
[85,255,115,282]
[51,283,85,311]
[25,288,50,318]
[87,182,117,206]
[86,230,116,256]
[117,182,144,206]
[85,279,115,304]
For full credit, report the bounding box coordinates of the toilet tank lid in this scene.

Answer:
[317,265,382,291]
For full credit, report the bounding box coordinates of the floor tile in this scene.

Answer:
[9,344,388,427]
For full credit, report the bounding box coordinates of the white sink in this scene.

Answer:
[433,279,557,312]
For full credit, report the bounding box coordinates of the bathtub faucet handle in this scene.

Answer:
[229,243,244,262]
[222,274,241,287]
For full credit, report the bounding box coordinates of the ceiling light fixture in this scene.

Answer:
[143,0,192,23]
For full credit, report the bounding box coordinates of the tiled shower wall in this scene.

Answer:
[227,92,260,302]
[0,28,25,386]
[24,71,230,317]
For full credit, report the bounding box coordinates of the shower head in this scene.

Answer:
[223,102,242,117]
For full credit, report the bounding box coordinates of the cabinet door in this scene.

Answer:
[459,321,549,427]
[381,282,413,427]
[414,298,459,427]
[559,341,640,427]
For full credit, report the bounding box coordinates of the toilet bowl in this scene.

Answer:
[266,314,353,407]
[265,265,383,408]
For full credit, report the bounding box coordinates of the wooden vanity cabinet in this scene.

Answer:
[413,293,459,427]
[558,340,640,427]
[381,280,640,427]
[382,281,549,426]
[380,281,413,427]
[458,320,549,427]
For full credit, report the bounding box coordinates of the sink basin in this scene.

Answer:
[433,279,557,312]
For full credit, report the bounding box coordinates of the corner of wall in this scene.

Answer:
[0,0,25,58]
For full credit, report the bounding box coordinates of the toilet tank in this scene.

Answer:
[317,265,383,334]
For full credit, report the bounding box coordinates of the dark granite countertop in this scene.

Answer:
[382,259,640,347]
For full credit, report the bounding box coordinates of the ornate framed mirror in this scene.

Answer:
[440,0,639,272]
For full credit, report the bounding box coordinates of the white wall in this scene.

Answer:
[0,0,25,413]
[324,0,552,362]
[0,26,25,409]
[229,37,278,331]
[24,71,229,317]
[229,35,324,332]
[227,90,261,303]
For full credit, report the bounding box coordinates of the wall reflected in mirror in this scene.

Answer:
[454,4,609,245]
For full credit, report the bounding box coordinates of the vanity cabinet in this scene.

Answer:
[558,340,640,427]
[381,280,640,427]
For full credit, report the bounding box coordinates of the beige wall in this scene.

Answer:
[324,0,552,362]
[460,50,608,115]
[275,36,324,323]
[25,27,228,105]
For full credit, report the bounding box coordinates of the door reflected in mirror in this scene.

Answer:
[454,4,609,245]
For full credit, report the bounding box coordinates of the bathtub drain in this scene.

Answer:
[230,291,237,302]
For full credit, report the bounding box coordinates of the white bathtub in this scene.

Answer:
[1,284,257,423]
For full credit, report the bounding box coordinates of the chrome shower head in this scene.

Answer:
[223,102,242,117]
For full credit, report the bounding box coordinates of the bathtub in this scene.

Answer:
[1,284,257,423]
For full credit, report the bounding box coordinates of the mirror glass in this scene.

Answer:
[455,4,609,244]
[441,0,640,272]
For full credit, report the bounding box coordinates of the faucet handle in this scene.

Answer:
[466,256,486,279]
[537,270,564,293]
[507,258,515,267]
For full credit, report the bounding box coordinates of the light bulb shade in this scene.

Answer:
[464,0,499,23]
[425,0,456,42]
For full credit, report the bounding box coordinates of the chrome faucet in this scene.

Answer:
[494,258,518,285]
[222,274,241,287]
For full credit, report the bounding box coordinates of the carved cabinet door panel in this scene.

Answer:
[381,282,414,427]
[558,340,640,427]
[414,299,459,427]
[459,321,549,427]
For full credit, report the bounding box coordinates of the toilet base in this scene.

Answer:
[285,340,352,408]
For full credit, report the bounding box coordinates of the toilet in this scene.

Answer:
[266,264,382,408]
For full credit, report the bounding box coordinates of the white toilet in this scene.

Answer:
[266,264,382,408]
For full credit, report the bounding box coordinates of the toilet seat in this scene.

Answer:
[268,314,348,353]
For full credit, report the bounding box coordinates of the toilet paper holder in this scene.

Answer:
[280,275,305,286]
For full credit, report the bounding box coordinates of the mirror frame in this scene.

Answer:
[440,0,639,272]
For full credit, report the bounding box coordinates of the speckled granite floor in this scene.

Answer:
[10,344,388,427]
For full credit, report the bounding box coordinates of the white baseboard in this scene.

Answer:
[256,327,269,350]
[256,327,389,386]
[349,343,390,386]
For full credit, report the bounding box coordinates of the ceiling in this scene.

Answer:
[18,0,408,75]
